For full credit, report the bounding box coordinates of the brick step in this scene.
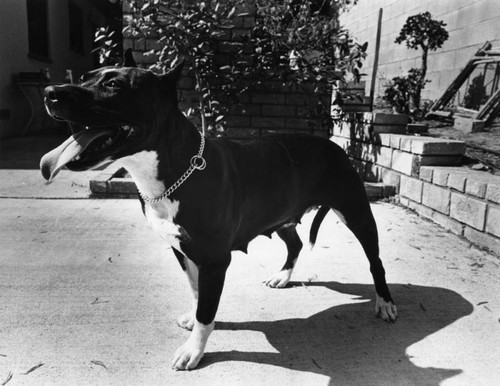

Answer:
[90,167,396,201]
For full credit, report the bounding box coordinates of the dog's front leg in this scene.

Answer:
[172,260,229,371]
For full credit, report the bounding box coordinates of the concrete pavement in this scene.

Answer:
[0,139,499,385]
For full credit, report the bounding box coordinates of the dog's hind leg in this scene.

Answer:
[265,224,303,288]
[333,200,398,321]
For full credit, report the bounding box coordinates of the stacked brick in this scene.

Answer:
[122,3,331,138]
[401,167,500,256]
[331,117,500,256]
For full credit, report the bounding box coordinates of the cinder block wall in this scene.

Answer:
[332,117,500,256]
[122,3,331,138]
[340,0,500,102]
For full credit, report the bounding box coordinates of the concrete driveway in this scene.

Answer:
[0,154,499,385]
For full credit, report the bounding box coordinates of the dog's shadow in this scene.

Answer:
[203,281,473,385]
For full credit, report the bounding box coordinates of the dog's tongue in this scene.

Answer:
[40,128,113,181]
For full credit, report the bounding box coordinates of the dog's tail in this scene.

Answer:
[309,206,330,248]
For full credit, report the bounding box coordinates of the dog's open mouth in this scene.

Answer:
[40,125,137,181]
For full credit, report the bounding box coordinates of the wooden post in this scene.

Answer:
[369,8,383,112]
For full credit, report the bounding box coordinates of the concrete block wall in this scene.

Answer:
[331,116,500,256]
[400,168,500,256]
[122,3,331,138]
[339,0,500,102]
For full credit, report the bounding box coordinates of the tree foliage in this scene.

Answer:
[383,68,429,115]
[395,11,449,52]
[385,11,449,118]
[108,0,365,135]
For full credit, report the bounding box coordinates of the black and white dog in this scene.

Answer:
[40,57,397,370]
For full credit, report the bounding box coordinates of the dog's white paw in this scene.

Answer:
[172,320,214,371]
[265,269,293,288]
[176,312,195,331]
[375,294,398,322]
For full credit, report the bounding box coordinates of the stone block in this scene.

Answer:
[372,113,409,124]
[450,192,487,230]
[262,105,296,117]
[378,133,392,147]
[486,180,500,204]
[400,175,423,203]
[285,93,311,105]
[400,137,465,155]
[447,172,469,192]
[420,155,463,167]
[454,117,486,133]
[389,134,404,150]
[89,180,107,194]
[372,124,407,134]
[465,176,491,198]
[419,166,434,182]
[381,169,401,189]
[252,93,285,104]
[422,183,451,214]
[463,226,500,257]
[432,168,450,186]
[364,183,384,200]
[486,205,500,238]
[377,146,393,168]
[108,178,138,194]
[430,210,464,235]
[391,151,420,176]
[227,115,251,127]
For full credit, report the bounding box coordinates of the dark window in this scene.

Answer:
[26,0,50,61]
[68,0,84,54]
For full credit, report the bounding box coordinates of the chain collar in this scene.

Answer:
[138,131,206,204]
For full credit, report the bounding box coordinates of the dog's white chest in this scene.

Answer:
[145,199,183,250]
[117,150,183,249]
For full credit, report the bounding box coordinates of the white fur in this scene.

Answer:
[119,150,183,249]
[118,150,165,199]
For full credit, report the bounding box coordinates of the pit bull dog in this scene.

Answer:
[40,57,397,370]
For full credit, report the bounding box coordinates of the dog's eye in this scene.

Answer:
[104,80,123,89]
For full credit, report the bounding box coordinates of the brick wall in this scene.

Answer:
[332,115,500,256]
[340,0,500,102]
[122,3,331,138]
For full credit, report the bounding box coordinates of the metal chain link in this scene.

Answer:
[139,131,206,204]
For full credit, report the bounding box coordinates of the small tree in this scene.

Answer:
[394,11,449,113]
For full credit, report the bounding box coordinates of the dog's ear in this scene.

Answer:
[158,59,185,101]
[123,48,137,67]
[163,59,185,84]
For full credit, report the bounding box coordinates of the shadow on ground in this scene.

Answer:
[205,281,473,385]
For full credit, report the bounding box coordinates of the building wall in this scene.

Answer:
[0,0,108,138]
[340,0,500,103]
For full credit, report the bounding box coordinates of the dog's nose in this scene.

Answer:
[44,86,58,102]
